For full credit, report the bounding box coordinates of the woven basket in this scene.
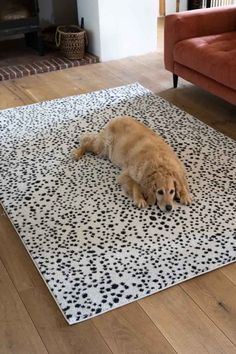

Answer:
[55,25,88,60]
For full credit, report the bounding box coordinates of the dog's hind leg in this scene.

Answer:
[72,132,105,160]
[117,171,147,208]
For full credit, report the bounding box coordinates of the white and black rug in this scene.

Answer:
[0,83,235,325]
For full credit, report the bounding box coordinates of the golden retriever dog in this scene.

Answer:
[72,116,191,211]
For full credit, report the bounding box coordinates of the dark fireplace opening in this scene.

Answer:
[0,0,43,55]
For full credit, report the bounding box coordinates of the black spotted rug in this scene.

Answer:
[0,83,235,325]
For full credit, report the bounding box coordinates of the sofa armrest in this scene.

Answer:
[164,5,236,72]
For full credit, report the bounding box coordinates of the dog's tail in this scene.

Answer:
[72,133,97,160]
[80,132,97,146]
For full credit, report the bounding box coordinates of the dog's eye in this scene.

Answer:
[170,189,174,194]
[158,190,164,195]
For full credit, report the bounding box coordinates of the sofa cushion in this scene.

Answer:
[174,31,236,91]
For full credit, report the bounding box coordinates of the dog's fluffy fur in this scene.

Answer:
[72,116,191,211]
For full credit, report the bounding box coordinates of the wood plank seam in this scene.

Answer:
[219,267,236,286]
[136,301,178,354]
[0,258,50,354]
[180,283,236,349]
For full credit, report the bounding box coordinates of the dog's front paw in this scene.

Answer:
[135,198,148,208]
[71,148,84,161]
[180,192,192,206]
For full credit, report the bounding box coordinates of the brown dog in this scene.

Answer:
[72,116,191,211]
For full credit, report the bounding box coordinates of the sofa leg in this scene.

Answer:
[173,74,178,88]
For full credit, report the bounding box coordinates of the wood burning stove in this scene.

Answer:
[0,0,44,55]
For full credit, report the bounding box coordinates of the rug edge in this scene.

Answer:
[0,200,70,324]
[0,82,148,113]
[68,257,236,325]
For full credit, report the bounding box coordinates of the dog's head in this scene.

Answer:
[154,173,176,212]
[144,167,177,212]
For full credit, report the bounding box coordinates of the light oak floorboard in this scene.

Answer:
[93,302,177,354]
[139,285,236,354]
[0,83,29,109]
[220,263,236,286]
[0,205,40,292]
[20,284,113,354]
[181,269,236,345]
[0,259,48,354]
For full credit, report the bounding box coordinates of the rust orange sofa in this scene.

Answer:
[164,5,236,105]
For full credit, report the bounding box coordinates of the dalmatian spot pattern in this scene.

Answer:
[0,83,235,324]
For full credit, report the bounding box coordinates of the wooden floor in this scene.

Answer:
[0,52,236,354]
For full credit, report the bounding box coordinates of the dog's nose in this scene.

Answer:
[166,204,172,212]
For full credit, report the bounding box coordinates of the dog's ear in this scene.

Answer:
[142,171,158,192]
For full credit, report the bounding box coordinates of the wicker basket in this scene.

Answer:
[55,25,88,60]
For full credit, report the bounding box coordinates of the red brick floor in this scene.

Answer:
[0,38,98,81]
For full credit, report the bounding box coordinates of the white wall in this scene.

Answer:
[77,0,101,58]
[98,0,157,61]
[77,0,157,61]
[165,0,187,15]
